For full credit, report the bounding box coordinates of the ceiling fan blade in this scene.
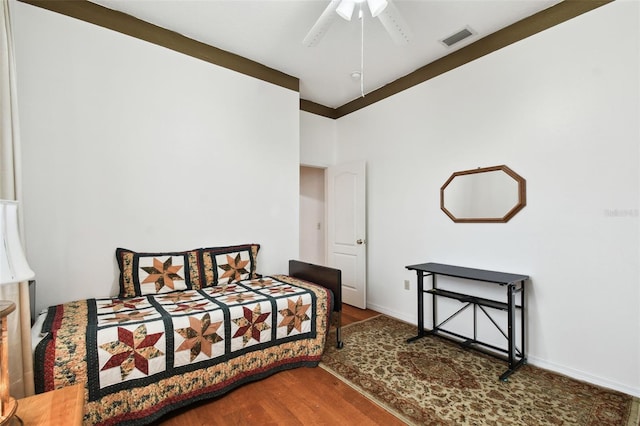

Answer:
[377,0,412,45]
[303,0,341,47]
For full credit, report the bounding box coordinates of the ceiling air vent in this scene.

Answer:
[440,27,474,47]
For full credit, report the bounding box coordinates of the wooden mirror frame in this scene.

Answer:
[440,165,526,223]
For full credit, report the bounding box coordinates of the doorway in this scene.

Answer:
[299,166,326,265]
[299,162,368,309]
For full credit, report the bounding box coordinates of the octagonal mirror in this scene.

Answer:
[440,165,526,223]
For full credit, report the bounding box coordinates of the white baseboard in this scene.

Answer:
[526,355,640,398]
[365,303,640,398]
[365,302,416,326]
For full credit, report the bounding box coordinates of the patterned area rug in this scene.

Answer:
[321,315,640,426]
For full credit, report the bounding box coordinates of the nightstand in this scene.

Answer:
[15,384,83,425]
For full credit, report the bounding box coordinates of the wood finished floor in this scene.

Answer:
[157,305,403,425]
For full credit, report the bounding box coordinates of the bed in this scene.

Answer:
[32,244,342,425]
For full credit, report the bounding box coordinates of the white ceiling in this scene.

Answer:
[90,0,563,108]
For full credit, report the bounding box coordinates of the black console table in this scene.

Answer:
[406,262,529,381]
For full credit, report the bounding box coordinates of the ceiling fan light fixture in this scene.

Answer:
[367,0,388,17]
[336,0,355,21]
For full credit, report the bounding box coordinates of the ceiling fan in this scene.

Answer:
[303,0,412,47]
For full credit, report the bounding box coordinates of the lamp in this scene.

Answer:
[336,0,388,21]
[0,200,35,424]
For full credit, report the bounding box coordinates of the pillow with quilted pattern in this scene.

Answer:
[116,248,203,298]
[200,243,260,286]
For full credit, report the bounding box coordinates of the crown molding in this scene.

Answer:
[300,99,341,120]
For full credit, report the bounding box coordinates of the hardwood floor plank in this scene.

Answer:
[158,304,401,425]
[341,303,380,324]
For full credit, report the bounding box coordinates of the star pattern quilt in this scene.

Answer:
[34,275,331,425]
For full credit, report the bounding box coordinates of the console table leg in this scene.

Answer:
[431,274,437,333]
[520,280,526,362]
[407,271,426,343]
[507,284,515,371]
[500,358,527,382]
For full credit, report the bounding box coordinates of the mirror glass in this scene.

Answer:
[440,165,526,223]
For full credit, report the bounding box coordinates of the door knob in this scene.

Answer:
[356,239,365,245]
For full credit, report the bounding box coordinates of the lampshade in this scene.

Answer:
[367,0,388,17]
[0,200,34,285]
[336,0,355,21]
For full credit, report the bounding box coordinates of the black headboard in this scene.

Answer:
[288,260,342,312]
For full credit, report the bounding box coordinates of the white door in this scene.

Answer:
[326,161,367,308]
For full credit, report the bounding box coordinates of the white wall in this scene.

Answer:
[12,2,300,311]
[300,111,336,167]
[334,1,639,396]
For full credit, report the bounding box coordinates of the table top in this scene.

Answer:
[16,384,84,425]
[406,262,529,285]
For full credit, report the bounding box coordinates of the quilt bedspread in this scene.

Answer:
[34,275,331,425]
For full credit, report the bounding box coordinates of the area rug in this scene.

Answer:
[321,315,640,426]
